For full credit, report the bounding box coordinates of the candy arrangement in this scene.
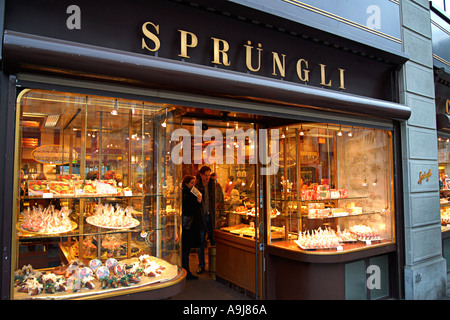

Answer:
[14,255,168,297]
[295,225,381,250]
[21,206,74,234]
[86,204,139,229]
[348,224,381,241]
[295,227,341,249]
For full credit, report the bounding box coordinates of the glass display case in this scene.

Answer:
[438,136,450,232]
[12,89,183,299]
[267,123,395,253]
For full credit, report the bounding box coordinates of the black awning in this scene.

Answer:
[3,30,411,121]
[437,113,450,130]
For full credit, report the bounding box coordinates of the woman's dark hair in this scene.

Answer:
[182,175,196,186]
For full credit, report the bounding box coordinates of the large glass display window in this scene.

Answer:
[438,136,450,232]
[267,123,395,253]
[13,89,182,299]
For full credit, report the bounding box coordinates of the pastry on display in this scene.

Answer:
[56,174,79,181]
[17,277,43,296]
[348,224,380,241]
[88,259,102,271]
[295,227,341,249]
[96,180,118,195]
[336,226,357,242]
[70,235,140,260]
[13,254,176,299]
[86,204,139,229]
[48,181,74,196]
[102,234,122,256]
[74,180,97,196]
[20,206,75,234]
[27,180,49,196]
[441,209,450,225]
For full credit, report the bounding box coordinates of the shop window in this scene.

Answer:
[439,137,450,231]
[13,89,182,299]
[267,123,395,252]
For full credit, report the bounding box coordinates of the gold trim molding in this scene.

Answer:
[282,0,402,44]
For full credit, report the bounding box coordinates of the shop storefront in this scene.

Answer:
[0,0,413,300]
[431,0,450,285]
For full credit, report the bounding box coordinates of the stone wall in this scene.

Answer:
[399,0,447,300]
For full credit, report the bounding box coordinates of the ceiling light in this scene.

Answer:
[44,114,60,127]
[111,99,118,115]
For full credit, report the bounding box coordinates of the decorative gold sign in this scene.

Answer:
[446,99,450,115]
[31,145,78,165]
[141,22,346,90]
[418,169,432,184]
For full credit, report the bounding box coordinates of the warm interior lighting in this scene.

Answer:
[111,99,118,115]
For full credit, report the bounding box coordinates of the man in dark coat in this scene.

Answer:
[195,166,216,274]
[182,175,203,280]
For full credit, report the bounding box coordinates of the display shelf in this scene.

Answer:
[13,89,184,300]
[300,211,381,220]
[268,239,395,259]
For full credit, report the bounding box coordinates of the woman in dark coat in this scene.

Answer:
[182,175,203,280]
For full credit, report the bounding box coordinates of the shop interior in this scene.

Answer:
[439,136,450,231]
[13,88,396,299]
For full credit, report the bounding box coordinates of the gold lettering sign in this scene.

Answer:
[446,99,450,115]
[418,169,432,184]
[140,21,347,90]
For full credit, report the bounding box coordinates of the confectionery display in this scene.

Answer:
[13,254,177,299]
[441,205,450,230]
[442,210,450,226]
[295,227,341,250]
[70,235,141,260]
[335,226,357,242]
[26,178,136,198]
[304,201,364,219]
[19,206,75,234]
[27,180,49,196]
[265,123,394,256]
[86,204,139,229]
[48,181,74,196]
[347,224,381,241]
[14,90,184,300]
[294,224,381,250]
